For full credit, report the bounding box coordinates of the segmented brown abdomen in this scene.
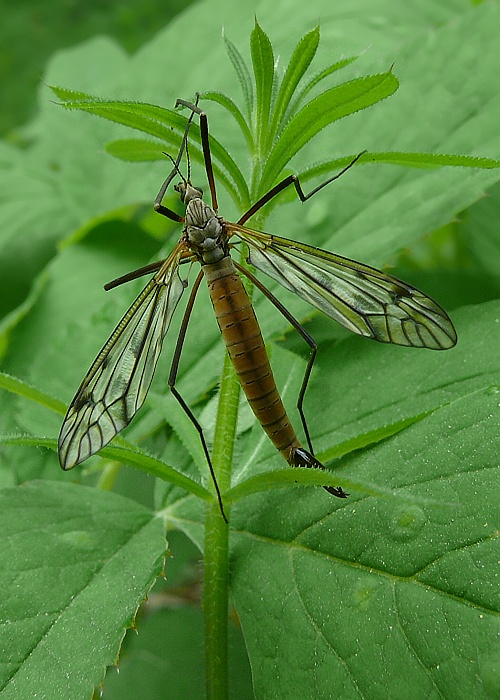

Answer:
[203,256,300,462]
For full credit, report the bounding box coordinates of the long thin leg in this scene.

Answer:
[175,97,218,212]
[104,260,166,290]
[167,270,228,522]
[238,151,366,225]
[104,257,193,291]
[233,260,318,456]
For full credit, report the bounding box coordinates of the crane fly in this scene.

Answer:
[58,97,457,519]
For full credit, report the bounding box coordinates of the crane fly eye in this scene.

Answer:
[174,182,186,199]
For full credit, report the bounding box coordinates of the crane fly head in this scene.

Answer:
[175,181,203,205]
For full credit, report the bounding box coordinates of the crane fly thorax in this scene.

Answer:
[184,196,226,265]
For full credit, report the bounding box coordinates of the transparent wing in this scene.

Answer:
[231,225,457,350]
[59,245,188,469]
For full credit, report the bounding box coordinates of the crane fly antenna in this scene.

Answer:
[163,151,188,184]
[154,98,199,207]
[176,93,200,184]
[175,94,218,211]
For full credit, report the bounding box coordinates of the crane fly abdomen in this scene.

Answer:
[204,257,301,462]
[204,257,347,498]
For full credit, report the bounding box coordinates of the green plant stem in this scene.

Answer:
[204,499,230,700]
[211,352,242,495]
[203,352,241,699]
[202,59,273,693]
[96,461,122,490]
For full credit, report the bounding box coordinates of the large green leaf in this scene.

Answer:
[230,379,499,698]
[0,482,166,698]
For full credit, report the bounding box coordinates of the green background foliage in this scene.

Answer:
[0,0,195,137]
[1,0,499,698]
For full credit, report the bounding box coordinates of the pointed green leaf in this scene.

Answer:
[267,26,320,150]
[55,97,186,143]
[55,97,248,207]
[294,55,360,106]
[49,85,102,103]
[261,150,500,216]
[105,138,166,161]
[321,411,433,461]
[0,371,65,415]
[0,434,211,501]
[250,21,275,156]
[260,71,399,195]
[223,32,254,120]
[365,151,500,169]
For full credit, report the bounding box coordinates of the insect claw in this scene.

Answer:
[324,485,349,498]
[290,447,347,499]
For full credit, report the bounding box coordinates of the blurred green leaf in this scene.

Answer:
[101,605,253,700]
[105,138,166,162]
